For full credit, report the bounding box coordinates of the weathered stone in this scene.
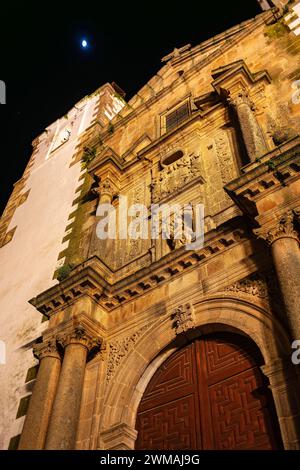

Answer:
[1,5,300,452]
[18,340,61,450]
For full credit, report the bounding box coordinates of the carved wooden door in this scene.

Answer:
[135,333,282,450]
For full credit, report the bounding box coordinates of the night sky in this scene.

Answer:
[0,1,262,214]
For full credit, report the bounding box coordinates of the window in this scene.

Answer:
[16,395,31,419]
[165,102,190,133]
[25,364,39,383]
[162,150,184,166]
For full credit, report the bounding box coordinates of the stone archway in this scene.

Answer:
[135,331,282,450]
[98,296,300,450]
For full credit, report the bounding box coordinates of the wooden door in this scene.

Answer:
[135,333,282,450]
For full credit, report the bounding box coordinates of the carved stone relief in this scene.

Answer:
[117,182,150,269]
[171,303,195,335]
[151,152,202,203]
[106,324,151,382]
[225,274,268,299]
[214,132,237,199]
[224,270,285,320]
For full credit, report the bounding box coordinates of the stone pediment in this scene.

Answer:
[89,146,123,172]
[211,60,271,97]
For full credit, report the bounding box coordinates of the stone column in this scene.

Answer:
[255,211,300,341]
[18,339,61,450]
[227,88,268,162]
[45,324,101,450]
[98,179,115,205]
[261,358,300,449]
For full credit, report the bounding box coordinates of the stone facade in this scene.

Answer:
[1,4,300,450]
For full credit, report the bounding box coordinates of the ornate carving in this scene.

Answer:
[214,133,236,199]
[225,274,268,299]
[267,104,299,146]
[97,340,108,361]
[165,204,195,250]
[171,303,195,335]
[100,179,114,197]
[106,325,150,381]
[227,89,255,110]
[116,184,147,268]
[254,211,299,245]
[57,323,102,354]
[92,178,115,202]
[128,185,144,259]
[33,339,60,360]
[224,270,285,318]
[151,152,202,203]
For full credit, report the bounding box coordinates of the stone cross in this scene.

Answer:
[161,44,191,63]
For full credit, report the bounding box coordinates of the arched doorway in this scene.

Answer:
[135,332,282,450]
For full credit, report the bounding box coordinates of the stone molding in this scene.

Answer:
[100,423,137,450]
[225,138,300,207]
[261,357,300,386]
[29,224,247,315]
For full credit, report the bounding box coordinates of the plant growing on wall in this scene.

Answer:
[264,19,289,39]
[56,263,74,281]
[81,146,96,169]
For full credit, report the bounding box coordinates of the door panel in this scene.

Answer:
[136,333,282,450]
[136,344,201,449]
[137,395,198,450]
[208,368,273,449]
[138,346,197,412]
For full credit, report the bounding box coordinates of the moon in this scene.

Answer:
[81,39,88,48]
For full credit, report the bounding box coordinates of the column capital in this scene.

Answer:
[92,178,118,204]
[33,339,61,361]
[57,323,102,354]
[226,87,255,110]
[254,211,299,246]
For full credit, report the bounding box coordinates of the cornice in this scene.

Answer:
[211,60,271,96]
[29,220,248,315]
[225,137,300,214]
[43,312,106,343]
